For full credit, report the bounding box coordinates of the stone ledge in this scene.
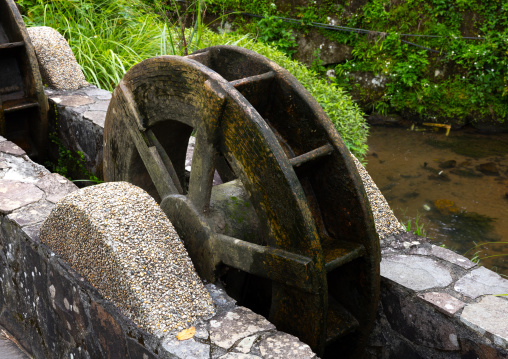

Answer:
[45,86,109,177]
[0,145,318,358]
[39,84,508,358]
[460,296,508,349]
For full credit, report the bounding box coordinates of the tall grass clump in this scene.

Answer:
[19,0,177,91]
[19,0,368,159]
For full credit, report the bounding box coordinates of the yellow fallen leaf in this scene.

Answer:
[176,327,196,341]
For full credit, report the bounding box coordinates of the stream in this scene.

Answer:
[365,125,508,277]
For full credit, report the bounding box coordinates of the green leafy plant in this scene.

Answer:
[310,48,326,74]
[404,213,427,237]
[256,14,297,56]
[47,135,102,184]
[21,0,370,160]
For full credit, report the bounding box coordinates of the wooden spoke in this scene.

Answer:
[2,98,39,113]
[229,71,275,88]
[187,131,217,213]
[290,144,333,168]
[117,82,179,198]
[0,41,24,50]
[145,129,183,194]
[188,79,226,213]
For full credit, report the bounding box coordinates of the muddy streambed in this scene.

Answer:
[365,126,508,277]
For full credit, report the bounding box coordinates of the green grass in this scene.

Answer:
[404,213,427,237]
[20,0,369,159]
[464,241,508,278]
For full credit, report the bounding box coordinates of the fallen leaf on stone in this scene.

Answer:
[176,327,196,341]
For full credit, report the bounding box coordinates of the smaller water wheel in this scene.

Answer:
[0,0,48,159]
[103,46,380,358]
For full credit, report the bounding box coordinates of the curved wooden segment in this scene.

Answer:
[192,46,380,357]
[0,0,48,158]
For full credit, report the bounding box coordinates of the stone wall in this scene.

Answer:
[370,236,508,358]
[0,136,318,358]
[41,85,508,358]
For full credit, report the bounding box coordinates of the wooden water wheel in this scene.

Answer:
[103,46,380,358]
[0,0,48,159]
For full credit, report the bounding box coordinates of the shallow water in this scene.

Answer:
[365,126,508,276]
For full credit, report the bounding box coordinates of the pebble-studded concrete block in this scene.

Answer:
[39,182,214,334]
[27,26,89,90]
[454,267,508,299]
[418,292,466,316]
[35,173,78,203]
[352,155,405,240]
[258,332,317,359]
[209,307,275,350]
[381,255,453,291]
[0,181,44,214]
[460,296,508,348]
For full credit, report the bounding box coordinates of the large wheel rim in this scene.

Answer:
[103,46,380,357]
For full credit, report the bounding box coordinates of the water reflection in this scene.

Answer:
[365,126,508,276]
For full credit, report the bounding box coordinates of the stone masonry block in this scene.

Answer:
[258,332,317,359]
[454,267,508,299]
[460,296,508,349]
[412,244,476,269]
[418,292,466,317]
[0,141,25,156]
[209,307,275,350]
[0,181,44,214]
[381,255,453,291]
[8,200,54,228]
[35,173,78,204]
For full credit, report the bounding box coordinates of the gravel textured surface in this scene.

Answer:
[27,26,88,90]
[352,155,405,240]
[40,181,214,334]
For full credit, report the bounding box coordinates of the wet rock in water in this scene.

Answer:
[434,199,460,216]
[380,183,396,192]
[439,160,457,169]
[450,168,483,178]
[475,162,500,176]
[428,173,451,182]
[367,113,406,126]
[403,191,420,199]
[400,173,421,179]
